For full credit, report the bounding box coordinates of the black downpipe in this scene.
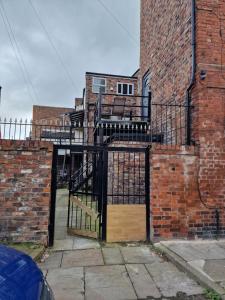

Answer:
[215,209,220,237]
[186,0,196,145]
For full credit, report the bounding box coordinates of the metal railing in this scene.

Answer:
[0,99,192,146]
[94,92,151,124]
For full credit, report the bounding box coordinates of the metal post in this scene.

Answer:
[97,89,103,121]
[101,148,108,241]
[49,146,58,247]
[145,145,151,242]
[0,86,2,106]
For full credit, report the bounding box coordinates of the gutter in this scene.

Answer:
[186,0,196,145]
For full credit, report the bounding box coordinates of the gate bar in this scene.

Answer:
[101,148,108,241]
[49,146,58,247]
[145,145,151,242]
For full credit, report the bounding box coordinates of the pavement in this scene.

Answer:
[47,189,208,299]
[156,240,225,299]
[38,239,206,300]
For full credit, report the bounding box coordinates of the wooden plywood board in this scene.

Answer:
[107,204,146,243]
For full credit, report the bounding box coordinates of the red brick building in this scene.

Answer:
[85,71,139,122]
[1,0,225,245]
[140,0,225,239]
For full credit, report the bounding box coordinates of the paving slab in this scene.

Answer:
[73,236,100,250]
[188,260,214,281]
[54,230,69,240]
[102,247,124,265]
[201,259,225,282]
[46,267,84,300]
[162,241,225,261]
[62,249,104,268]
[120,246,162,264]
[53,239,74,251]
[39,251,63,270]
[146,261,203,298]
[126,264,161,299]
[85,265,137,300]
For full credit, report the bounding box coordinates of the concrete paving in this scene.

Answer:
[157,240,225,298]
[47,267,84,300]
[39,243,206,300]
[62,249,104,268]
[46,191,206,299]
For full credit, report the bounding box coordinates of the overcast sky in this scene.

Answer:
[0,0,140,119]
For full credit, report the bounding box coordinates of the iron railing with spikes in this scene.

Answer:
[0,99,192,146]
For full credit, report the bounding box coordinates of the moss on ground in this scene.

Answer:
[1,242,45,261]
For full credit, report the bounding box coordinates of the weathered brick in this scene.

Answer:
[0,140,52,245]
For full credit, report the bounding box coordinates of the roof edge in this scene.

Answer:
[85,71,138,79]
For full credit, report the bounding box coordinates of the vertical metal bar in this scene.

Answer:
[98,90,102,121]
[49,146,58,247]
[145,146,151,242]
[138,153,141,204]
[101,148,108,241]
[68,192,71,228]
[112,152,114,204]
[117,152,120,204]
[122,152,125,204]
[67,148,72,228]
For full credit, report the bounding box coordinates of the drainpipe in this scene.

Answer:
[186,0,196,145]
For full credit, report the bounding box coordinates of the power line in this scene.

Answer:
[28,0,78,92]
[0,0,37,102]
[96,0,139,48]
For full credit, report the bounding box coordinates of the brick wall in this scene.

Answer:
[0,140,53,245]
[140,0,192,144]
[140,0,225,239]
[190,0,225,236]
[150,145,225,240]
[33,105,74,125]
[140,0,192,104]
[32,105,77,142]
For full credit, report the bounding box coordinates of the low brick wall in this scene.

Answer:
[151,145,225,240]
[0,140,53,245]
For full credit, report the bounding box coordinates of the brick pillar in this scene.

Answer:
[191,0,225,232]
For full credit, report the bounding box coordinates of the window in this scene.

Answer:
[117,83,134,95]
[92,77,106,93]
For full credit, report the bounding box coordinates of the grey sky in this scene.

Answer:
[0,0,140,119]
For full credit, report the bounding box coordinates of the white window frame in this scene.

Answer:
[117,83,134,95]
[92,77,106,93]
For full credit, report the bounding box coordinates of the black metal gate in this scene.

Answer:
[68,145,106,240]
[105,146,150,242]
[49,144,150,246]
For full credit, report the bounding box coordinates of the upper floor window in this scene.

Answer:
[92,77,106,93]
[117,83,134,95]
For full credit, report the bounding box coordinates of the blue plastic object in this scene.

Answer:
[0,244,43,300]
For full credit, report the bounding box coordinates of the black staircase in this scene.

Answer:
[70,159,93,193]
